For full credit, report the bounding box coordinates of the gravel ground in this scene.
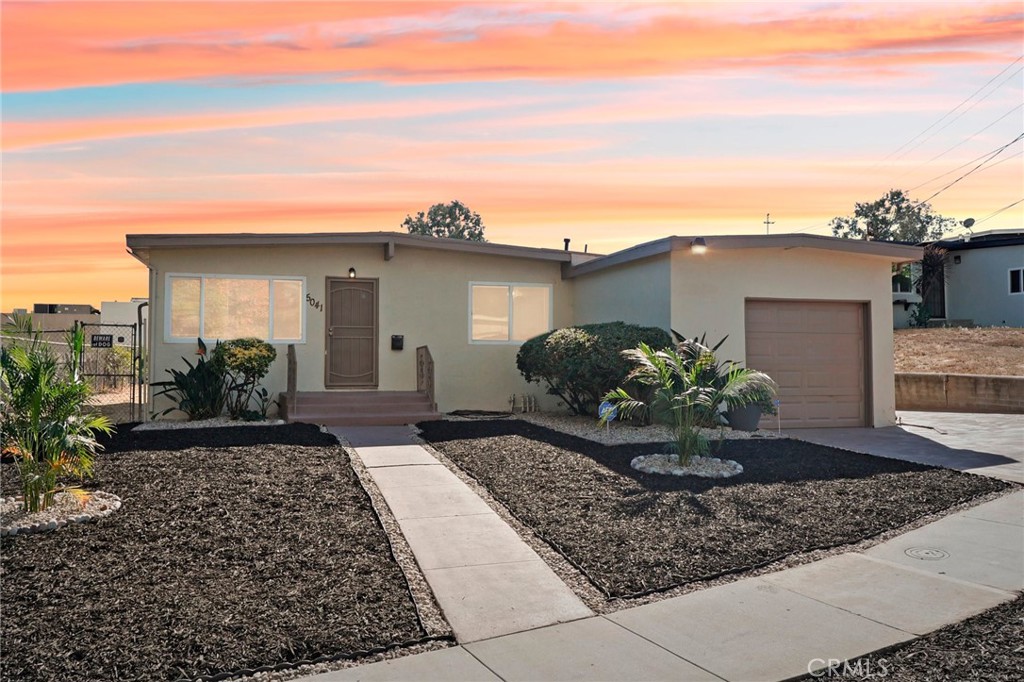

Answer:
[515,411,781,445]
[830,595,1022,681]
[417,419,1009,599]
[0,424,436,682]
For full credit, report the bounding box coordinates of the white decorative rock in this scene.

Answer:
[631,453,744,479]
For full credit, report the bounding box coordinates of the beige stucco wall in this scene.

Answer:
[572,255,672,330]
[144,244,572,416]
[668,246,897,427]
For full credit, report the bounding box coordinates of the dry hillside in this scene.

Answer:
[894,327,1024,376]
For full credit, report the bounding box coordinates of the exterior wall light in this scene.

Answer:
[691,237,707,254]
[348,267,357,278]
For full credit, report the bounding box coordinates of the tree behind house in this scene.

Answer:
[401,200,486,241]
[830,189,955,243]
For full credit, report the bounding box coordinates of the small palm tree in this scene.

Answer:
[601,340,775,466]
[1,339,113,512]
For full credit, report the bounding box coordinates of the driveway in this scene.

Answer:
[790,410,1023,483]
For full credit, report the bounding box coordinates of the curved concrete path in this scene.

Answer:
[314,425,1023,682]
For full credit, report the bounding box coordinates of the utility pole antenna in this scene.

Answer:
[764,213,775,235]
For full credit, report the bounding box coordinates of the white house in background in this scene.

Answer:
[126,231,920,429]
[923,229,1024,327]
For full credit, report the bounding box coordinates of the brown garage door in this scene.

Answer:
[745,300,867,428]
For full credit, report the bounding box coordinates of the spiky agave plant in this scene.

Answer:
[600,340,775,466]
[1,343,113,512]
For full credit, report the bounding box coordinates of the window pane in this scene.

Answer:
[272,280,303,340]
[1011,269,1022,294]
[170,277,200,338]
[511,286,550,341]
[472,285,510,341]
[204,278,269,339]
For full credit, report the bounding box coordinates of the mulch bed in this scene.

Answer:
[834,595,1023,681]
[417,420,1010,599]
[1,424,435,682]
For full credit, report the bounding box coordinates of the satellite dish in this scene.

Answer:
[962,218,975,229]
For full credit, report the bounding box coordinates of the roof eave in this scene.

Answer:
[124,231,573,263]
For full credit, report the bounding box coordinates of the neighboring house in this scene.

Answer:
[126,231,920,429]
[2,303,100,331]
[919,229,1023,327]
[100,298,150,345]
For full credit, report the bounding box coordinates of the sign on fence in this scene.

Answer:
[90,334,114,348]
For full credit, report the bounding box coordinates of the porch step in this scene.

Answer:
[281,390,441,426]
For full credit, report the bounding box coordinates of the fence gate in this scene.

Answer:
[79,322,145,424]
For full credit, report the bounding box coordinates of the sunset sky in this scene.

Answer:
[2,1,1022,310]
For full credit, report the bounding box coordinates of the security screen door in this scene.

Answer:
[326,278,378,387]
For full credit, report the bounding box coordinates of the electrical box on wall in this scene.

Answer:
[391,335,404,351]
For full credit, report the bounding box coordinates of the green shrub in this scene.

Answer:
[151,338,229,420]
[212,338,277,420]
[517,322,672,415]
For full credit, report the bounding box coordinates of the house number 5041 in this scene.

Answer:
[306,294,323,312]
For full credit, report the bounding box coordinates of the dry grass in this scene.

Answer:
[895,327,1024,376]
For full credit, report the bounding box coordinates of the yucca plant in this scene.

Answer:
[601,340,775,466]
[1,341,113,512]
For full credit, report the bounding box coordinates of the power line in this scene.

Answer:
[875,56,1023,166]
[976,198,1024,224]
[907,131,1024,193]
[887,65,1023,165]
[917,131,1024,205]
[899,103,1024,188]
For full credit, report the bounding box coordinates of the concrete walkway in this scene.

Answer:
[329,426,593,643]
[791,410,1023,483]
[307,487,1022,682]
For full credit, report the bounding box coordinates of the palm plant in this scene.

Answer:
[601,340,775,466]
[1,342,113,512]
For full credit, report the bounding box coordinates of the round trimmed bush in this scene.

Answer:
[516,321,672,415]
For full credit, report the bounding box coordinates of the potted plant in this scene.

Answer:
[724,383,778,432]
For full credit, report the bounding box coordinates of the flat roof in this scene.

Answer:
[126,230,923,272]
[566,233,923,277]
[126,231,581,265]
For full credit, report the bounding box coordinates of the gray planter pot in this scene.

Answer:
[725,404,762,432]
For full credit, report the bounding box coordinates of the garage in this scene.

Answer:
[745,299,868,428]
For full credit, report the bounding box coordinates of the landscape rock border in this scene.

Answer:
[1,491,122,537]
[631,453,743,478]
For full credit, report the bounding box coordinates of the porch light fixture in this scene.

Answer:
[348,267,357,278]
[690,237,707,254]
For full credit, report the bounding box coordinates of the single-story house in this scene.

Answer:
[126,231,921,429]
[917,229,1023,327]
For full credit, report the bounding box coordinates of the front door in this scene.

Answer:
[326,277,378,387]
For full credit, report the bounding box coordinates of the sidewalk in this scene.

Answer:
[316,426,1022,682]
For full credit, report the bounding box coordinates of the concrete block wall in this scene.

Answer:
[896,373,1024,414]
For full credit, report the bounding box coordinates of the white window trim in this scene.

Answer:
[1009,268,1023,296]
[468,281,553,345]
[164,272,307,344]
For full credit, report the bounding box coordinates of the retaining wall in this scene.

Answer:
[895,373,1024,414]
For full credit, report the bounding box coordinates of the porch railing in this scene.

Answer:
[416,345,435,410]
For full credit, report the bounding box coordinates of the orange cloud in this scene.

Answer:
[3,2,1020,91]
[2,95,554,149]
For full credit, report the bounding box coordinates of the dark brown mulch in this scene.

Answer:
[417,420,1010,599]
[832,595,1023,681]
[0,424,432,682]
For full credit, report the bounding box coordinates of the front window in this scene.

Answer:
[470,283,551,343]
[166,274,305,342]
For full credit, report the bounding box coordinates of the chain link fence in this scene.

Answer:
[1,322,146,425]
